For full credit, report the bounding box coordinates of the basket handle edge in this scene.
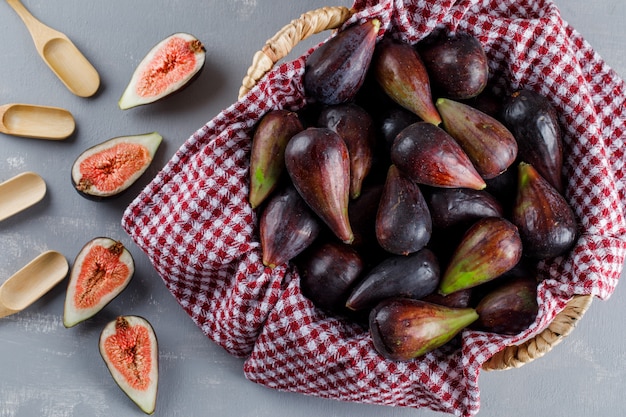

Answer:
[238,6,354,100]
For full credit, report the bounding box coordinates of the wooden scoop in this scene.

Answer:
[0,103,75,139]
[6,0,100,97]
[0,171,46,222]
[0,251,69,318]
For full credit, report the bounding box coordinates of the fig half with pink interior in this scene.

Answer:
[63,237,135,328]
[71,132,162,199]
[119,33,206,109]
[99,315,158,414]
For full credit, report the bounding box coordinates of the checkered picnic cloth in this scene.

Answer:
[121,0,626,415]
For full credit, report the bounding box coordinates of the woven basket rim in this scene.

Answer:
[238,5,594,371]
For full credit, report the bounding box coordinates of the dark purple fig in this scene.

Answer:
[318,103,376,199]
[298,241,364,314]
[376,165,432,255]
[484,167,517,212]
[304,19,380,105]
[473,275,539,335]
[512,162,577,259]
[391,122,486,190]
[119,33,205,109]
[501,89,563,192]
[439,217,523,295]
[348,184,384,249]
[426,188,503,231]
[259,185,321,268]
[460,88,504,119]
[285,128,353,244]
[373,38,442,125]
[369,298,478,361]
[346,248,439,311]
[249,110,303,209]
[422,288,472,309]
[436,98,517,179]
[378,106,421,152]
[417,30,489,100]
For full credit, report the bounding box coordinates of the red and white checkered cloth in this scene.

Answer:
[122,0,626,415]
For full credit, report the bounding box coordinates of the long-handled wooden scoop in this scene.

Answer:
[6,0,100,97]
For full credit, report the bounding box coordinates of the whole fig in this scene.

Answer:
[285,127,354,244]
[439,217,523,295]
[298,241,364,315]
[391,122,486,190]
[369,298,478,361]
[501,89,564,192]
[249,110,303,208]
[512,162,577,259]
[259,184,321,268]
[417,30,489,100]
[304,19,380,105]
[346,248,440,311]
[373,38,441,125]
[376,165,432,255]
[473,275,539,335]
[426,188,503,231]
[436,98,517,179]
[318,103,376,199]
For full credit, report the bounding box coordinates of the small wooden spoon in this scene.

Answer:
[0,251,69,318]
[6,0,100,97]
[0,103,75,139]
[0,171,46,222]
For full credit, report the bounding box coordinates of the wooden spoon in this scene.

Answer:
[0,171,46,222]
[0,103,75,139]
[6,0,100,97]
[0,250,69,318]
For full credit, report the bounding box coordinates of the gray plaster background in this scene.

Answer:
[0,1,624,416]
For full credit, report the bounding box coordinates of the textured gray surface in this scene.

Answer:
[0,1,624,416]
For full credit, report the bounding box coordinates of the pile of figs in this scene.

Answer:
[249,19,577,362]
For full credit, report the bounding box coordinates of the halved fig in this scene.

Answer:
[63,237,135,328]
[119,33,206,109]
[99,315,158,414]
[71,132,162,199]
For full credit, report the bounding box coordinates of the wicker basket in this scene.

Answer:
[238,5,594,372]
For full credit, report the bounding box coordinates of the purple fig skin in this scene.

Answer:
[259,185,321,268]
[512,162,577,259]
[426,187,503,231]
[373,38,442,125]
[439,217,523,295]
[369,298,478,361]
[304,19,380,105]
[391,122,486,190]
[378,106,421,152]
[473,275,539,335]
[348,184,384,249]
[417,30,489,100]
[318,103,376,199]
[249,110,303,209]
[422,288,472,309]
[376,165,432,255]
[285,127,354,244]
[501,89,564,192]
[484,167,517,212]
[436,98,518,179]
[346,248,440,311]
[298,241,364,314]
